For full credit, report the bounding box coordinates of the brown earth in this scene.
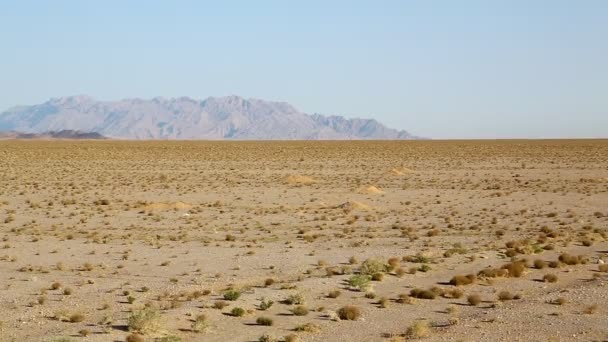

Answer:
[0,140,607,342]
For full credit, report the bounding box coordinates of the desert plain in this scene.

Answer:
[0,140,607,342]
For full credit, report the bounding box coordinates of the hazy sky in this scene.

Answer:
[1,1,606,138]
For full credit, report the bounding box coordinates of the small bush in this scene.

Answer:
[348,274,372,291]
[231,307,245,317]
[584,304,598,314]
[410,288,436,300]
[371,272,384,281]
[259,298,274,310]
[328,290,341,298]
[498,291,516,301]
[191,314,208,332]
[449,274,476,286]
[214,301,229,309]
[294,322,320,333]
[258,334,277,342]
[337,305,361,320]
[467,294,481,306]
[534,259,547,269]
[256,316,273,326]
[406,320,430,339]
[69,313,85,323]
[360,258,386,275]
[598,264,608,272]
[502,260,526,278]
[127,308,161,334]
[543,273,558,283]
[223,290,241,301]
[285,293,305,305]
[126,334,145,342]
[558,253,583,265]
[291,305,309,316]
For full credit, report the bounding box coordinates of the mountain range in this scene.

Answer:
[0,95,419,140]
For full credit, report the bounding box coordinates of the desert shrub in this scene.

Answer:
[256,316,273,326]
[126,334,145,342]
[406,320,430,339]
[258,334,277,342]
[378,297,389,308]
[223,289,241,301]
[395,267,406,278]
[558,253,583,265]
[231,307,245,317]
[397,293,414,304]
[387,257,400,268]
[360,258,387,275]
[446,288,464,299]
[191,314,208,332]
[291,305,309,316]
[264,278,275,287]
[371,272,384,281]
[348,274,372,291]
[156,335,182,342]
[328,290,341,298]
[543,273,558,283]
[584,304,598,314]
[598,264,608,272]
[127,308,161,333]
[534,259,547,269]
[63,288,73,295]
[214,301,229,309]
[502,260,526,277]
[69,313,85,323]
[552,297,567,305]
[418,264,432,272]
[337,305,361,320]
[548,260,562,268]
[294,322,320,333]
[497,291,516,301]
[409,288,436,300]
[259,298,274,310]
[582,239,593,247]
[449,274,476,286]
[467,294,481,306]
[477,268,508,278]
[285,293,305,305]
[284,334,300,342]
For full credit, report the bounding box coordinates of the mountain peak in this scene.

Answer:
[0,96,420,140]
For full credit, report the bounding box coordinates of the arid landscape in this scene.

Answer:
[1,140,607,342]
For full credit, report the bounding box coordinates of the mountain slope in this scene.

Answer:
[0,95,419,140]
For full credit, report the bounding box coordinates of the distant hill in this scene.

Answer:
[0,95,421,140]
[0,130,106,140]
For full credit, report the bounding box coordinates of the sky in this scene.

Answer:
[0,0,606,139]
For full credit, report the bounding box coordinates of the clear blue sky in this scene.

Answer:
[1,0,606,138]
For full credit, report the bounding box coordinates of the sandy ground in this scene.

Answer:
[0,140,607,342]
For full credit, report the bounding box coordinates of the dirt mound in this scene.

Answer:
[285,175,316,185]
[143,201,192,211]
[389,167,414,176]
[336,201,371,211]
[357,185,384,194]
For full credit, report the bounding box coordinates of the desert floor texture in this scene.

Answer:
[0,140,607,342]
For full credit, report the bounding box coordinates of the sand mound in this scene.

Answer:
[144,201,192,211]
[336,201,371,211]
[357,185,385,194]
[285,175,316,185]
[389,167,414,176]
